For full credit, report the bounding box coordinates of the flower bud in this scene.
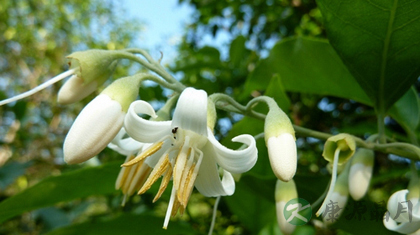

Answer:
[264,104,296,182]
[63,75,141,164]
[349,148,374,200]
[275,179,297,235]
[58,50,119,104]
[322,134,356,165]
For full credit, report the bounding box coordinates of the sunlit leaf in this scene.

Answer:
[243,37,370,104]
[0,162,120,223]
[317,0,420,111]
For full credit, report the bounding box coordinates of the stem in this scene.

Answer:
[377,111,387,144]
[208,196,221,235]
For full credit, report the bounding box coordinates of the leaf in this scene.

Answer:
[316,0,420,111]
[242,37,371,105]
[44,213,194,235]
[224,175,276,234]
[265,74,291,111]
[0,162,121,223]
[388,87,420,132]
[229,35,247,68]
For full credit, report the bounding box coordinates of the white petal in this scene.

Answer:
[194,151,235,197]
[276,201,296,235]
[124,100,172,143]
[384,216,420,234]
[267,133,297,181]
[387,190,420,223]
[206,129,258,174]
[57,75,98,104]
[349,163,372,200]
[64,94,124,164]
[172,87,208,136]
[107,128,143,155]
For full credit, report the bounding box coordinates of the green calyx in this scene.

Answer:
[67,49,119,84]
[351,148,375,167]
[275,179,298,202]
[101,75,142,112]
[264,101,295,142]
[323,133,356,165]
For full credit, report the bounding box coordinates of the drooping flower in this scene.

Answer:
[275,179,297,235]
[348,148,374,201]
[317,134,355,217]
[122,87,258,228]
[264,98,297,182]
[63,75,141,164]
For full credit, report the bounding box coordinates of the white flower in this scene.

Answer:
[122,87,258,228]
[63,94,125,164]
[267,133,297,181]
[323,191,348,225]
[384,189,420,234]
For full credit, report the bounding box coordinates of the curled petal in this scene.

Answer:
[108,128,144,155]
[124,100,172,143]
[172,87,208,136]
[206,130,257,174]
[384,215,420,234]
[194,152,235,197]
[387,190,420,223]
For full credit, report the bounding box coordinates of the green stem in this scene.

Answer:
[377,111,387,144]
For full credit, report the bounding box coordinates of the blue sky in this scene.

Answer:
[123,0,194,63]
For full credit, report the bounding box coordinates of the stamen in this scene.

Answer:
[0,69,76,106]
[122,141,164,167]
[178,148,195,206]
[163,186,177,229]
[316,148,341,216]
[127,162,152,195]
[115,155,135,190]
[173,137,191,190]
[181,149,203,207]
[153,164,173,203]
[137,154,169,195]
[122,158,145,195]
[171,196,181,216]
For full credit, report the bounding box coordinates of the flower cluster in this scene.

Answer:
[0,49,301,230]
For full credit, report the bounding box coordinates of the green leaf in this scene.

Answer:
[224,175,276,234]
[317,0,420,111]
[44,213,194,235]
[265,74,291,111]
[243,37,370,105]
[0,162,121,223]
[229,35,247,68]
[389,87,420,132]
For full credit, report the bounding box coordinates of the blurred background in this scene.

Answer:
[0,0,417,234]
